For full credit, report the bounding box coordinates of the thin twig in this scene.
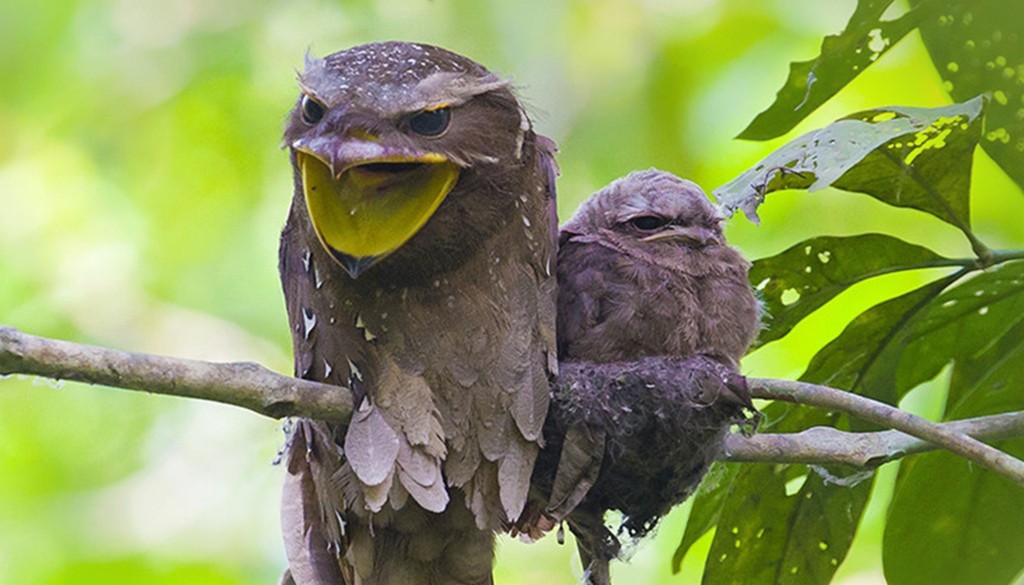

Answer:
[722,411,1024,466]
[0,326,352,422]
[748,378,1024,486]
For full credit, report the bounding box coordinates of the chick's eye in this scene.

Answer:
[629,216,668,231]
[409,107,451,137]
[300,95,325,125]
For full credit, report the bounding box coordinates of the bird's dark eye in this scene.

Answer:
[628,216,669,231]
[300,95,325,125]
[409,107,451,137]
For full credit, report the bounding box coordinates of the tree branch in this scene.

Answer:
[4,326,1024,485]
[0,326,352,422]
[722,411,1024,467]
[748,378,1024,486]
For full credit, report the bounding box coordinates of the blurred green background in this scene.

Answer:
[1,0,1022,583]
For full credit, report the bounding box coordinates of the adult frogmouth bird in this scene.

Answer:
[277,42,558,585]
[537,169,760,584]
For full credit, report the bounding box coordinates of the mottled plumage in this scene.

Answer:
[278,42,557,585]
[557,169,759,367]
[539,169,759,583]
[535,357,751,578]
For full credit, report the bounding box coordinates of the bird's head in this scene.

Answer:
[284,42,532,279]
[562,169,724,253]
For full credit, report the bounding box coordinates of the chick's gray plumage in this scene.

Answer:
[558,169,759,367]
[537,169,759,584]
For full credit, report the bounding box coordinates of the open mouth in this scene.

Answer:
[345,161,435,193]
[356,161,427,174]
[297,151,460,276]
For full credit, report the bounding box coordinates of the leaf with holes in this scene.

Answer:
[738,0,937,141]
[859,260,1024,405]
[690,274,962,585]
[945,272,1024,412]
[800,273,962,403]
[680,276,937,582]
[913,0,1024,189]
[675,398,842,579]
[672,463,741,574]
[883,317,1024,585]
[699,463,872,585]
[717,97,985,234]
[750,234,955,347]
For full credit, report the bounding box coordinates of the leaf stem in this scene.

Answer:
[986,249,1024,267]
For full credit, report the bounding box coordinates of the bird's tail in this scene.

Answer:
[342,494,496,585]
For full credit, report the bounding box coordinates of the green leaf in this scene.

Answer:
[861,260,1024,404]
[777,263,1024,585]
[946,279,1024,412]
[674,404,835,575]
[672,463,741,573]
[738,0,934,140]
[701,249,985,585]
[884,442,1024,585]
[883,318,1024,585]
[913,0,1024,190]
[681,278,959,584]
[800,273,963,400]
[691,275,959,585]
[699,464,787,584]
[699,463,872,585]
[947,316,1024,419]
[677,396,850,582]
[750,234,955,347]
[717,97,986,233]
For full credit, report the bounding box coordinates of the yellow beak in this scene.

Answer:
[297,149,460,278]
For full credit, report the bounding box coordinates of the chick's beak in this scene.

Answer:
[640,225,720,247]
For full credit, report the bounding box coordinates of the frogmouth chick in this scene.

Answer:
[532,169,759,584]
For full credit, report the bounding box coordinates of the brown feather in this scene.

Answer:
[279,42,558,584]
[281,423,350,585]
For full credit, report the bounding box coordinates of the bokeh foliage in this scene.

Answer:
[1,1,1022,584]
